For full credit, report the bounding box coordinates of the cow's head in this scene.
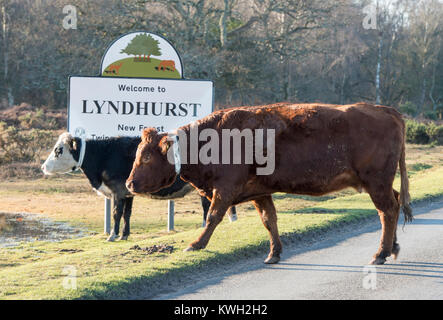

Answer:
[41,132,84,175]
[126,128,177,194]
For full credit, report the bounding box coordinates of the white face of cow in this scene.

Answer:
[41,132,79,175]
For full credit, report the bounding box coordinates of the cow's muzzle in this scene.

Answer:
[41,163,51,175]
[125,180,138,193]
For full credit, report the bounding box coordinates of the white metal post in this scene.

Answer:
[168,200,174,231]
[104,198,111,234]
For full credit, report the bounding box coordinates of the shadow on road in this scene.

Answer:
[155,199,443,299]
[270,261,443,279]
[410,218,443,225]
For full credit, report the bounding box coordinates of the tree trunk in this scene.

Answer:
[279,12,289,101]
[340,72,346,105]
[1,4,13,106]
[375,36,382,105]
[285,60,291,101]
[219,0,229,48]
[429,64,437,111]
[418,77,426,116]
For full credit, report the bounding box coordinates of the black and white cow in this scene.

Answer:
[41,132,237,241]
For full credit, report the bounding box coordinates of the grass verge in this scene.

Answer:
[0,144,443,299]
[0,161,442,299]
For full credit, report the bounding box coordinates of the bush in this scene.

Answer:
[436,104,443,120]
[0,103,66,130]
[405,119,443,145]
[0,122,56,164]
[424,110,438,120]
[405,120,430,144]
[18,108,59,130]
[426,122,443,145]
[399,102,417,116]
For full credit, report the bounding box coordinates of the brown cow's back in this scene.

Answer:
[179,102,405,204]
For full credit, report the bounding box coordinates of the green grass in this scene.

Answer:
[0,144,442,299]
[0,211,365,299]
[409,163,433,176]
[102,58,181,79]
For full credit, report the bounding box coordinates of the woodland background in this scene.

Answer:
[0,0,442,117]
[0,0,443,174]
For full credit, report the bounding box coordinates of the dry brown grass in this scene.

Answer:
[0,174,255,236]
[0,143,440,235]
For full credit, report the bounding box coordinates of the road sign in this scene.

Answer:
[68,31,213,137]
[100,31,184,78]
[68,76,213,138]
[67,32,213,234]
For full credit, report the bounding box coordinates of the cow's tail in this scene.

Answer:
[399,128,413,224]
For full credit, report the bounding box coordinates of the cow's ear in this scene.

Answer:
[61,132,73,146]
[69,137,79,151]
[142,128,158,143]
[159,136,173,155]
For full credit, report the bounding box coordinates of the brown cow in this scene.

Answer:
[156,60,176,72]
[108,62,123,74]
[126,102,413,265]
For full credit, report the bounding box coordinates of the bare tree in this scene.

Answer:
[0,0,13,106]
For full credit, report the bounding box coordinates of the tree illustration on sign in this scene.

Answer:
[120,34,161,62]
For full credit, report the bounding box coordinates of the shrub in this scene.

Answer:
[410,163,432,172]
[404,119,443,145]
[18,108,58,130]
[0,122,56,164]
[399,102,417,116]
[0,103,66,130]
[426,123,443,145]
[436,104,443,120]
[423,110,438,120]
[405,120,430,144]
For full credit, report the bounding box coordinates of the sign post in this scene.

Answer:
[67,32,214,234]
[104,197,112,234]
[167,200,174,232]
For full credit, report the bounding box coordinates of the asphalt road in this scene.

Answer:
[157,200,443,300]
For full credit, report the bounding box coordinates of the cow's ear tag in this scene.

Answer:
[72,140,77,150]
[160,137,173,155]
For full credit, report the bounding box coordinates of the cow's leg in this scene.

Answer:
[107,197,124,242]
[392,189,401,259]
[200,196,211,228]
[120,197,133,240]
[201,197,236,227]
[368,187,400,265]
[185,191,229,251]
[228,206,238,222]
[253,195,282,264]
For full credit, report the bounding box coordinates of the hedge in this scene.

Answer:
[405,119,443,145]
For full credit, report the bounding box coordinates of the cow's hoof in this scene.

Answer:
[392,244,400,260]
[107,234,117,242]
[119,235,128,241]
[369,256,386,265]
[228,213,238,222]
[264,255,280,264]
[184,246,198,252]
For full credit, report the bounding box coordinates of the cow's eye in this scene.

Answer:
[142,154,150,164]
[54,147,63,157]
